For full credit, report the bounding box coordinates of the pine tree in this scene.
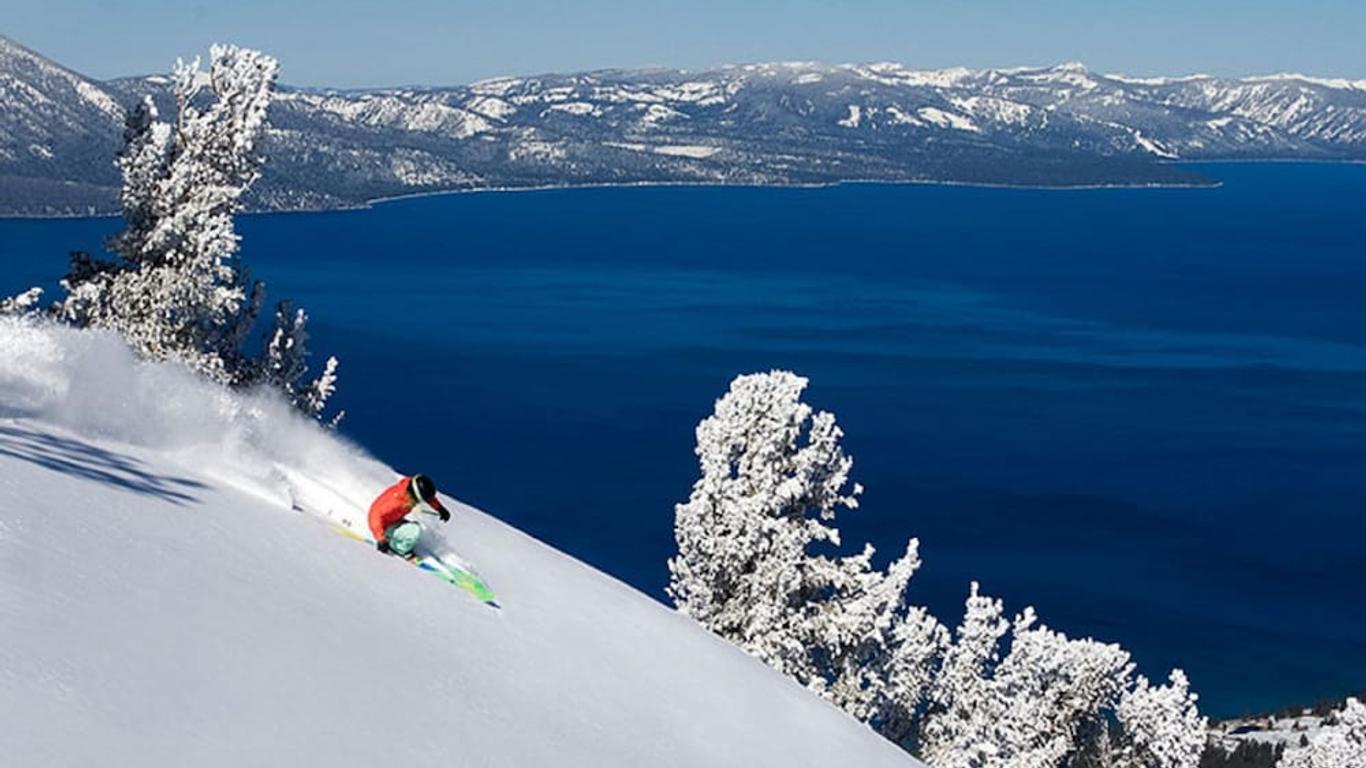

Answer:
[261,300,341,420]
[670,370,955,737]
[1108,670,1208,768]
[818,537,949,745]
[988,609,1134,767]
[668,371,866,683]
[669,372,1209,766]
[35,45,338,419]
[0,287,43,317]
[919,584,1141,768]
[1279,698,1366,768]
[919,582,1012,768]
[55,47,278,381]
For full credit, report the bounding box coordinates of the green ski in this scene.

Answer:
[329,522,499,608]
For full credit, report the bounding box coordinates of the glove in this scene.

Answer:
[439,508,450,523]
[376,539,391,554]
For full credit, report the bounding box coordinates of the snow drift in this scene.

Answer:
[0,318,918,767]
[0,317,384,511]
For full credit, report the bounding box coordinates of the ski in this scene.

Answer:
[327,521,499,608]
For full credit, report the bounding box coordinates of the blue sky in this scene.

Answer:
[8,0,1365,87]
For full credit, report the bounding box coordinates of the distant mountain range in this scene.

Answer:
[4,35,1366,216]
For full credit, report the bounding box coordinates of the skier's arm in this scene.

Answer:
[414,505,451,523]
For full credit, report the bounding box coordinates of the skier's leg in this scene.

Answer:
[384,520,422,556]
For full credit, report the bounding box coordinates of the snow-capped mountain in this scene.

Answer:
[0,36,124,215]
[4,34,1366,215]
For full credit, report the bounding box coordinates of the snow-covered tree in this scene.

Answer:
[260,300,340,420]
[669,371,944,725]
[0,287,43,317]
[669,371,864,681]
[920,584,1140,768]
[1279,697,1366,768]
[670,372,1208,766]
[36,45,338,419]
[817,538,950,743]
[1106,670,1207,768]
[878,596,952,744]
[989,610,1133,767]
[55,46,278,381]
[919,582,1012,767]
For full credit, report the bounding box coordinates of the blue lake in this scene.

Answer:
[4,163,1365,717]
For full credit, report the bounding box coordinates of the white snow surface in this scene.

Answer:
[651,144,720,158]
[918,107,980,132]
[1132,130,1179,159]
[545,101,602,117]
[0,319,917,768]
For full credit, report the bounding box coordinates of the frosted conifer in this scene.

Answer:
[259,300,337,418]
[1109,669,1208,768]
[820,538,949,743]
[56,46,278,380]
[669,371,959,743]
[37,45,338,419]
[0,287,43,317]
[919,582,1011,768]
[919,585,1141,768]
[987,610,1133,767]
[668,371,865,682]
[670,373,1209,766]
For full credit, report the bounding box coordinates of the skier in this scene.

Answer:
[368,474,451,557]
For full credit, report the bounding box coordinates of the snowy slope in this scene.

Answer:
[0,319,919,767]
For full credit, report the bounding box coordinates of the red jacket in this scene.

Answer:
[369,476,418,542]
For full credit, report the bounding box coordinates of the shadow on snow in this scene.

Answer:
[0,423,207,505]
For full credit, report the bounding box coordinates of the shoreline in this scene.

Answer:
[1173,156,1366,167]
[8,157,1365,223]
[359,174,1221,208]
[0,174,1222,223]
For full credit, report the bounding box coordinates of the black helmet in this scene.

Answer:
[409,473,450,518]
[410,474,437,502]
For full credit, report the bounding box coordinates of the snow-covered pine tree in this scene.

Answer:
[261,301,341,420]
[1279,697,1366,768]
[0,287,43,317]
[817,538,949,744]
[39,45,338,419]
[55,47,278,381]
[919,582,1012,767]
[670,372,1209,766]
[1105,670,1208,768]
[987,610,1133,767]
[668,371,866,683]
[919,584,1149,768]
[669,370,953,740]
[879,592,952,744]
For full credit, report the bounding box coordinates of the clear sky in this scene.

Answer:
[7,0,1365,88]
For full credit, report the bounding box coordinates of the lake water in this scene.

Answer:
[4,163,1365,717]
